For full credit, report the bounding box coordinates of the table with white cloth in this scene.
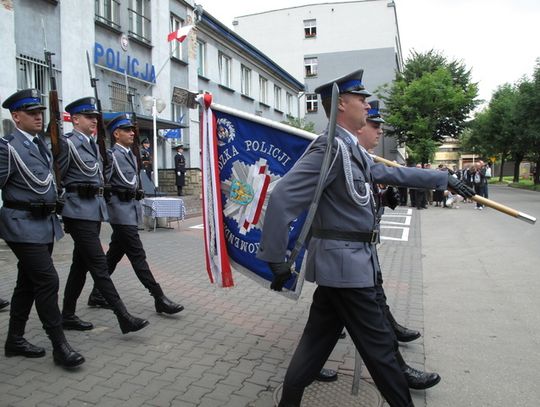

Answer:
[142,197,186,231]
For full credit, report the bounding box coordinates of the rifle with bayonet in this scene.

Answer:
[44,50,64,212]
[85,51,108,167]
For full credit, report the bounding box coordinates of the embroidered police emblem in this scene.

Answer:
[216,118,235,146]
[222,158,280,235]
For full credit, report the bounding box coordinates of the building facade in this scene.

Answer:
[0,0,303,174]
[233,0,405,161]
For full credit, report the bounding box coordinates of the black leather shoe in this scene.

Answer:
[88,290,112,309]
[112,300,149,334]
[62,314,94,331]
[5,337,46,358]
[0,298,9,310]
[154,295,184,315]
[53,342,85,368]
[315,368,338,382]
[403,365,441,390]
[394,324,421,343]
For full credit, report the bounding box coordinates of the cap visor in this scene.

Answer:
[368,117,385,123]
[24,104,47,111]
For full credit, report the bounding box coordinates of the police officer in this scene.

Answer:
[1,89,84,368]
[257,69,475,407]
[0,298,9,310]
[86,114,184,315]
[140,138,152,179]
[361,100,440,389]
[174,145,186,196]
[59,97,149,334]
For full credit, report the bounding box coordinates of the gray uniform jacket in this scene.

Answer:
[58,130,108,221]
[257,126,447,288]
[104,144,143,226]
[0,130,63,243]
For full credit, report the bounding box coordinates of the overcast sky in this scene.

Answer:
[198,0,540,105]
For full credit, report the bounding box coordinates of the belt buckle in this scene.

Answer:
[97,187,104,197]
[370,231,379,244]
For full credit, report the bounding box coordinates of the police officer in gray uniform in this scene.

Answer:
[257,70,475,407]
[87,114,184,315]
[59,97,149,334]
[1,89,84,368]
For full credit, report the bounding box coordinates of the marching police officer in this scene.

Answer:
[362,100,440,389]
[174,145,186,196]
[87,114,184,315]
[1,89,84,368]
[58,97,149,334]
[257,69,474,407]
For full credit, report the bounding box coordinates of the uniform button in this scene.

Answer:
[345,243,349,247]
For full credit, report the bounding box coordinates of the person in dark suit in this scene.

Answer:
[0,89,84,368]
[58,97,149,334]
[174,145,186,196]
[0,298,9,310]
[86,114,183,315]
[140,138,152,179]
[257,70,474,407]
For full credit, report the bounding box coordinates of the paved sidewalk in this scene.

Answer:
[0,203,430,406]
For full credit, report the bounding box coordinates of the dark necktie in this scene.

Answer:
[89,138,98,156]
[33,137,49,163]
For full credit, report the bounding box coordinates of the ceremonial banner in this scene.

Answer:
[201,97,317,298]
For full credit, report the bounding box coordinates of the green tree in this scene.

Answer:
[381,50,480,165]
[282,116,315,133]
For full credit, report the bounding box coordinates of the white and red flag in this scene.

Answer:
[167,25,194,43]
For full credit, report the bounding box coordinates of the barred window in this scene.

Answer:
[128,0,151,44]
[306,94,318,113]
[95,0,120,29]
[108,82,138,112]
[16,54,61,123]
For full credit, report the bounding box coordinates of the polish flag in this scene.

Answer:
[167,25,194,42]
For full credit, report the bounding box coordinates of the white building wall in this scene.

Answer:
[60,0,95,133]
[0,2,17,138]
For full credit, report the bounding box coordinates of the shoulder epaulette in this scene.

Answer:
[0,134,14,144]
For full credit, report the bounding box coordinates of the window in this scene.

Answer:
[306,94,318,112]
[109,82,129,112]
[286,92,293,115]
[128,0,151,44]
[170,15,183,60]
[219,52,232,88]
[17,54,63,123]
[304,57,318,77]
[259,76,268,104]
[304,19,317,38]
[274,85,282,110]
[241,65,252,96]
[170,103,185,143]
[95,0,120,29]
[197,41,206,76]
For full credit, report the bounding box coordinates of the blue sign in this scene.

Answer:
[161,128,181,139]
[94,42,156,83]
[214,111,311,290]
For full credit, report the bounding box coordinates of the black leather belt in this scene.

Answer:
[109,188,144,201]
[66,184,104,198]
[3,201,57,216]
[312,228,379,243]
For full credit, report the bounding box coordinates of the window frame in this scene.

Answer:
[241,65,252,97]
[274,85,282,110]
[286,92,293,115]
[95,0,121,30]
[128,0,151,44]
[218,52,232,88]
[169,14,184,61]
[304,57,318,77]
[306,93,318,113]
[259,76,268,104]
[304,19,317,38]
[197,40,207,76]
